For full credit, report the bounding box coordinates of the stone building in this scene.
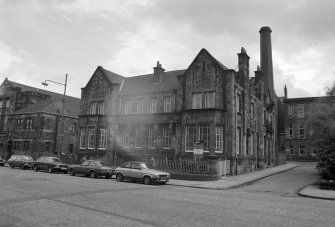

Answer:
[283,92,335,161]
[0,78,80,161]
[78,27,283,174]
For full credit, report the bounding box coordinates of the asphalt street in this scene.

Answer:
[0,162,333,227]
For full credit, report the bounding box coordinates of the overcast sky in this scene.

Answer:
[1,0,335,98]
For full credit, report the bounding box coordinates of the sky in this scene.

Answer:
[1,0,335,98]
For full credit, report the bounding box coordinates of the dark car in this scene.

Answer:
[33,156,68,173]
[7,155,34,169]
[68,160,115,179]
[0,157,5,166]
[115,161,170,185]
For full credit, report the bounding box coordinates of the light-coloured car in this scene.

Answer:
[115,161,170,185]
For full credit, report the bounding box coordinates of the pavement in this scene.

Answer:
[168,163,335,200]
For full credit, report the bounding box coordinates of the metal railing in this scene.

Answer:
[153,159,210,174]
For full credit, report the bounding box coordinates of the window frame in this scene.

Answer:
[88,128,96,149]
[98,129,107,150]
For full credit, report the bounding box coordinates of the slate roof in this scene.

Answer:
[4,79,80,110]
[98,66,124,85]
[119,69,186,95]
[98,48,228,95]
[13,98,80,117]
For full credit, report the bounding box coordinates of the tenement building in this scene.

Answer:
[283,90,335,161]
[78,27,284,174]
[0,78,80,161]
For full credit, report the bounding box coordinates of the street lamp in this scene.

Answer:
[42,74,68,159]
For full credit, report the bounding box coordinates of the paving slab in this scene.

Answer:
[168,163,298,190]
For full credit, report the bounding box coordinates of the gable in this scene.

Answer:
[183,49,228,92]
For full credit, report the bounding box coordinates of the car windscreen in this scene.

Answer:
[21,156,33,161]
[50,158,62,163]
[96,161,110,167]
[140,163,148,169]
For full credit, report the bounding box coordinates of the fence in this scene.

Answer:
[154,159,210,174]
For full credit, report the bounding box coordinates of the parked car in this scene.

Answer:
[33,156,68,173]
[0,157,5,166]
[115,161,170,185]
[7,155,34,169]
[68,160,115,179]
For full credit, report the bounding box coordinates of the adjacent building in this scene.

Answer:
[78,27,284,174]
[283,92,335,161]
[0,78,80,161]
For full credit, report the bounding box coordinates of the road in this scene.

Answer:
[0,162,333,227]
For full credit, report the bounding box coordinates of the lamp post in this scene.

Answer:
[42,74,68,159]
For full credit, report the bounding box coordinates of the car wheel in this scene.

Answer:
[143,176,152,185]
[90,171,96,178]
[69,169,75,176]
[48,166,53,173]
[116,173,124,182]
[10,163,14,168]
[20,164,24,170]
[105,174,111,179]
[33,165,38,171]
[160,182,166,185]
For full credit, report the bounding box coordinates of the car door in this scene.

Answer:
[88,161,98,173]
[77,161,89,175]
[120,162,131,178]
[130,163,142,180]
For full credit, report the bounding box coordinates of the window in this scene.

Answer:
[149,97,157,113]
[26,118,33,130]
[122,128,133,148]
[192,93,202,109]
[289,124,293,139]
[135,127,145,148]
[215,125,224,153]
[148,127,155,148]
[23,141,30,150]
[289,145,294,155]
[0,100,2,108]
[125,99,132,114]
[16,119,23,130]
[250,102,254,119]
[162,128,170,148]
[71,123,76,134]
[299,145,306,155]
[163,96,172,113]
[250,131,254,155]
[136,99,144,114]
[45,142,50,152]
[199,124,210,152]
[6,100,10,108]
[80,129,87,149]
[298,104,304,118]
[185,125,196,151]
[98,129,107,149]
[236,93,242,113]
[288,105,293,118]
[236,127,241,154]
[88,128,96,149]
[89,102,97,114]
[97,101,104,115]
[204,92,215,108]
[299,125,305,139]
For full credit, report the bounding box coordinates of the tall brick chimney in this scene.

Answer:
[153,61,165,83]
[260,26,274,100]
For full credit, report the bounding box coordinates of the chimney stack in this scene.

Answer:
[237,47,250,88]
[259,26,274,100]
[284,85,287,99]
[153,61,165,83]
